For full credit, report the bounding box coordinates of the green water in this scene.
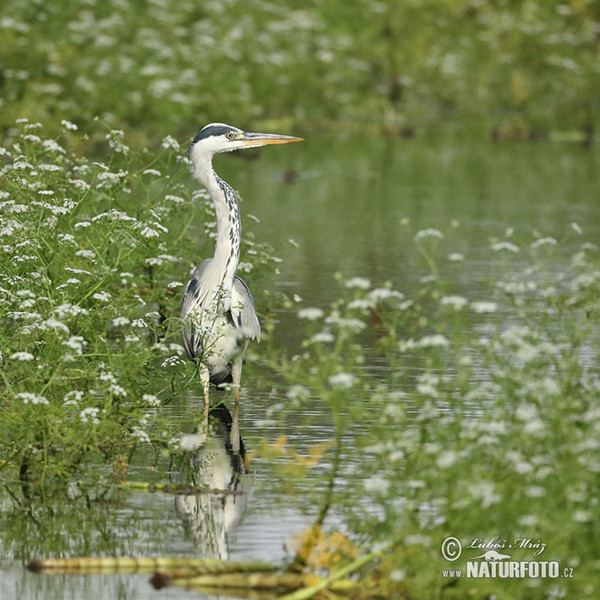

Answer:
[1,132,598,599]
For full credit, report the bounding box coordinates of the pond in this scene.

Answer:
[1,130,599,599]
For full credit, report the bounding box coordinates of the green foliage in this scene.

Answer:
[0,119,281,489]
[269,224,600,597]
[1,0,599,141]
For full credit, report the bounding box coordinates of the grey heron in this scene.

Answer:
[180,123,302,408]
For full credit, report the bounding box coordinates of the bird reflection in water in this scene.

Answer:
[175,403,253,560]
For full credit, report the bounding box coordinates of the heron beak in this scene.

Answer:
[239,132,303,147]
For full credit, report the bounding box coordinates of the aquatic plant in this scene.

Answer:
[264,224,600,598]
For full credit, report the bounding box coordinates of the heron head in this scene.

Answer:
[191,123,303,155]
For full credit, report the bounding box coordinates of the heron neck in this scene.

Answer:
[196,160,241,290]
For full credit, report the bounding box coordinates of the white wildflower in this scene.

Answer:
[470,481,501,508]
[62,336,87,355]
[347,298,372,311]
[162,355,186,367]
[364,475,390,494]
[92,291,111,303]
[112,316,130,327]
[17,392,49,405]
[436,450,458,469]
[63,390,84,406]
[287,385,310,401]
[491,241,519,253]
[344,276,371,289]
[297,307,324,320]
[140,226,160,238]
[167,281,183,289]
[417,334,450,348]
[324,316,366,332]
[328,372,356,389]
[530,237,557,250]
[108,383,127,397]
[572,510,593,523]
[142,168,161,177]
[10,351,35,361]
[164,194,184,204]
[42,139,66,154]
[161,135,180,151]
[75,249,95,259]
[311,331,335,344]
[131,426,151,443]
[131,318,147,328]
[39,318,70,334]
[80,407,100,424]
[143,394,161,407]
[571,222,583,235]
[447,253,464,262]
[440,295,468,310]
[414,228,443,241]
[61,119,78,131]
[470,301,498,313]
[367,288,404,303]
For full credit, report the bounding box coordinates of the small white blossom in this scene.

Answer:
[131,318,147,328]
[62,336,87,355]
[298,307,324,320]
[447,253,464,262]
[112,316,131,327]
[328,372,356,389]
[162,355,186,367]
[417,334,450,348]
[142,394,161,407]
[470,301,498,314]
[75,249,96,259]
[530,237,557,250]
[311,331,335,344]
[92,291,112,303]
[61,119,78,131]
[167,281,184,289]
[344,276,371,289]
[287,385,310,401]
[17,392,49,405]
[324,316,366,332]
[367,288,404,303]
[415,228,443,241]
[80,407,100,424]
[364,475,390,494]
[491,241,519,253]
[140,226,160,238]
[440,295,468,310]
[131,426,151,443]
[10,351,35,361]
[63,390,84,406]
[161,135,180,151]
[164,194,184,204]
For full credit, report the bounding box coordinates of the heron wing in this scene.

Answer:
[230,276,261,341]
[181,258,214,359]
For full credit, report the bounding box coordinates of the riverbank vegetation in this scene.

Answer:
[1,0,599,143]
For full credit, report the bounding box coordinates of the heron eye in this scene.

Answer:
[226,132,235,139]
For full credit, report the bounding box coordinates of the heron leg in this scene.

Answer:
[230,360,243,455]
[199,363,210,418]
[231,359,242,405]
